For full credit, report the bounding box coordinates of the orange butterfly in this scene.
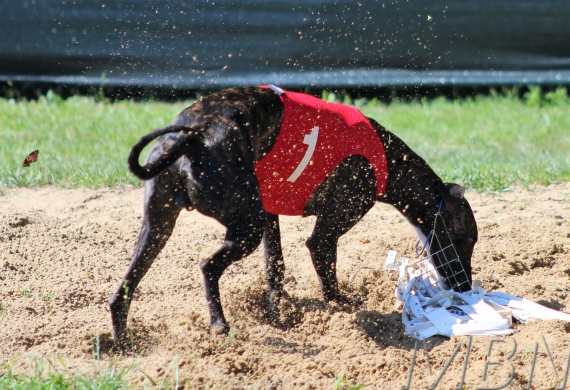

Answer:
[23,150,39,167]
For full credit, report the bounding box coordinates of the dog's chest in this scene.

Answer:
[254,88,388,216]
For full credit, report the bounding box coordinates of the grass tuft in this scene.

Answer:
[0,356,133,389]
[333,372,365,390]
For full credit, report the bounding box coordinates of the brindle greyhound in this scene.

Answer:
[109,87,478,346]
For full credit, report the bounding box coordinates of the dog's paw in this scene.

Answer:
[264,305,281,326]
[209,322,230,336]
[330,294,366,308]
[266,290,282,318]
[348,296,366,308]
[112,337,130,352]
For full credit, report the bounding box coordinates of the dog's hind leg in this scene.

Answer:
[263,212,285,320]
[199,210,265,334]
[304,156,376,305]
[109,176,182,347]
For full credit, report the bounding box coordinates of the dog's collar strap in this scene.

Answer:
[267,84,284,95]
[415,198,444,257]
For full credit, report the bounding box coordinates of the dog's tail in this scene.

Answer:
[128,125,204,181]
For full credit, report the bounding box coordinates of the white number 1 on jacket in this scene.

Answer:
[287,126,319,182]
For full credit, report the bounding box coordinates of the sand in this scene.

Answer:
[1,183,569,389]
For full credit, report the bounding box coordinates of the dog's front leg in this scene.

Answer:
[109,179,181,348]
[263,212,284,321]
[200,214,265,334]
[304,156,376,306]
[306,224,350,303]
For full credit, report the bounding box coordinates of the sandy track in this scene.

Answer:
[1,184,570,389]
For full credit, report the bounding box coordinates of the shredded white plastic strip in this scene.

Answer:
[385,250,570,340]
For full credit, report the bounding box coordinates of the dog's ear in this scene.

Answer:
[438,182,465,209]
[446,183,465,199]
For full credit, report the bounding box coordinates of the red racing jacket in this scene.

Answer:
[254,85,388,216]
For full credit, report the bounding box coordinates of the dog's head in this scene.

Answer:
[429,183,478,292]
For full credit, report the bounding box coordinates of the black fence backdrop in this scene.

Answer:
[1,0,570,88]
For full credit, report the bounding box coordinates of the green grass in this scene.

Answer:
[333,372,365,389]
[0,334,187,389]
[0,91,187,188]
[0,356,133,389]
[1,87,569,192]
[358,87,570,192]
[0,353,184,389]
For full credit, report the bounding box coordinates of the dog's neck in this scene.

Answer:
[374,122,442,238]
[384,182,441,240]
